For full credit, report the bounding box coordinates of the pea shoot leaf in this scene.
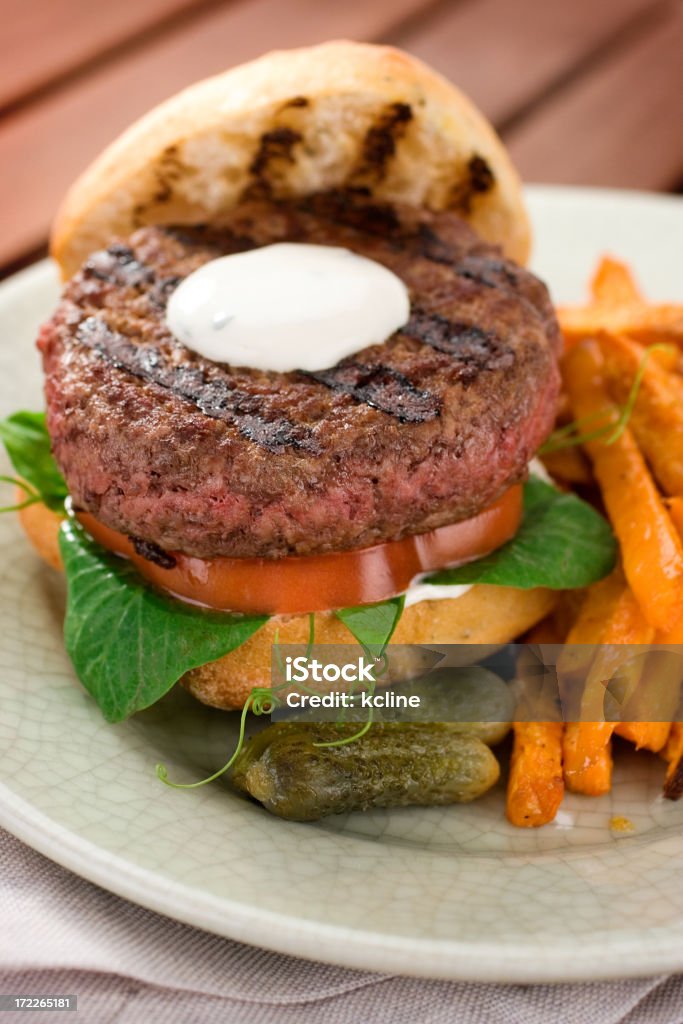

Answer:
[59,517,267,722]
[335,596,405,653]
[424,477,616,590]
[0,411,67,510]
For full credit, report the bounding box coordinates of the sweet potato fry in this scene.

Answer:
[666,497,683,539]
[578,589,653,722]
[647,346,683,374]
[663,723,683,799]
[560,569,655,794]
[559,303,683,348]
[563,573,651,705]
[654,503,683,644]
[553,584,615,719]
[598,332,683,495]
[562,340,683,632]
[540,446,592,485]
[591,256,643,307]
[579,575,655,646]
[555,572,628,718]
[615,648,682,752]
[506,722,564,827]
[562,722,614,796]
[567,571,627,644]
[615,722,670,751]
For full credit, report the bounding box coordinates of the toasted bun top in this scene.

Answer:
[51,40,531,279]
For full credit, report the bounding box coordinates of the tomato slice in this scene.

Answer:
[77,484,522,615]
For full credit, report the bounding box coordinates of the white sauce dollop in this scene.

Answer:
[166,243,410,373]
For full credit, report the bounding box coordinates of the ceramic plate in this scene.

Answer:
[2,186,683,983]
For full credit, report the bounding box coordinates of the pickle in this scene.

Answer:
[231,722,500,821]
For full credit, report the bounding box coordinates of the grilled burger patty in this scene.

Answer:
[39,194,561,560]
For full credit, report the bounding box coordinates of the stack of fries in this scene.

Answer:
[507,257,683,827]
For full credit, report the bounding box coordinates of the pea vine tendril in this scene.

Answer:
[540,343,672,455]
[156,617,393,786]
[156,685,278,789]
[0,477,41,514]
[158,613,319,788]
[312,647,389,748]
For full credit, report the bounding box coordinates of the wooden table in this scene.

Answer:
[1,0,681,277]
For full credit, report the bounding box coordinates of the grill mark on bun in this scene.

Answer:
[278,95,309,110]
[469,155,495,193]
[450,154,496,214]
[249,127,303,182]
[75,317,321,454]
[403,310,515,384]
[307,362,440,423]
[358,102,413,180]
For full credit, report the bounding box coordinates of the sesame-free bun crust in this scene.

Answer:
[19,500,554,710]
[51,40,531,278]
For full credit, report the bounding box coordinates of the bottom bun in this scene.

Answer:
[20,500,555,710]
[183,586,555,709]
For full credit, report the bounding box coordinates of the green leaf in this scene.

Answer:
[424,477,617,590]
[59,517,268,722]
[0,411,67,511]
[335,596,405,653]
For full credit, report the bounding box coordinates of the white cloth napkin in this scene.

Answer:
[1,828,683,1024]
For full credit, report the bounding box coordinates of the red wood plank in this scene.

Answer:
[0,0,427,269]
[0,0,215,110]
[506,5,683,189]
[390,0,662,127]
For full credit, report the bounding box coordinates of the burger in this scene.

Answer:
[1,41,614,725]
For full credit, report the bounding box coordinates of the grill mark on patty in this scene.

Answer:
[161,227,262,263]
[82,244,154,289]
[75,317,321,454]
[453,256,520,289]
[147,274,183,309]
[403,310,515,384]
[308,363,440,423]
[300,191,403,237]
[297,194,523,298]
[411,225,519,283]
